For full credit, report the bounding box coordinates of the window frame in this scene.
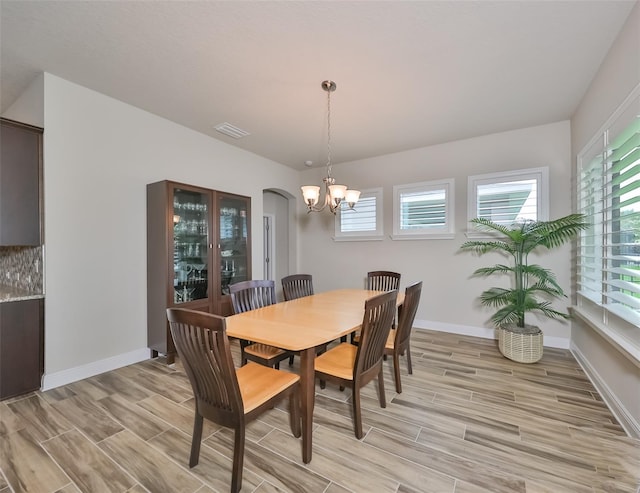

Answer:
[576,83,640,336]
[392,178,455,240]
[333,187,384,242]
[467,167,549,238]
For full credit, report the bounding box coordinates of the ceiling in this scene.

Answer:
[1,1,636,170]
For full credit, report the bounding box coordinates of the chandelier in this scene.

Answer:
[301,80,360,214]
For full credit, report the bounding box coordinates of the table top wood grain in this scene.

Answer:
[226,289,401,350]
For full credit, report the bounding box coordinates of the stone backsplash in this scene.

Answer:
[0,246,43,293]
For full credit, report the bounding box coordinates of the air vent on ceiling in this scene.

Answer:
[214,122,250,139]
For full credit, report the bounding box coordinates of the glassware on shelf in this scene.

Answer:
[220,258,236,295]
[193,263,206,280]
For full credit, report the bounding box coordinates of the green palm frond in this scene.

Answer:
[524,214,590,252]
[469,217,515,237]
[534,303,572,320]
[520,265,562,290]
[491,305,522,327]
[526,282,565,298]
[479,287,514,307]
[473,264,515,277]
[460,240,515,256]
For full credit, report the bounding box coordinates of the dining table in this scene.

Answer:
[225,288,403,463]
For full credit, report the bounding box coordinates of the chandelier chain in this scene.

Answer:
[300,79,359,214]
[326,83,332,177]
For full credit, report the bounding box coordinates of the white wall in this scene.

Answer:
[34,74,300,385]
[570,2,640,437]
[299,120,573,346]
[2,73,44,127]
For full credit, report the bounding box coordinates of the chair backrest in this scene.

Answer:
[367,271,401,291]
[281,274,314,301]
[354,290,397,381]
[395,281,422,350]
[166,308,243,426]
[229,280,276,314]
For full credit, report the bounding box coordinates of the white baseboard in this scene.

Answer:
[414,319,570,349]
[41,347,151,391]
[571,343,640,438]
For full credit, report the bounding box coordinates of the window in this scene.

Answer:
[577,88,640,329]
[334,188,383,241]
[392,179,455,239]
[468,167,549,233]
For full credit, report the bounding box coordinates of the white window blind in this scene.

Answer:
[393,179,454,239]
[476,178,538,224]
[400,189,446,229]
[340,196,376,232]
[334,188,383,241]
[468,168,549,234]
[577,91,640,328]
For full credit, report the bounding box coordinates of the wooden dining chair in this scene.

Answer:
[166,308,301,493]
[229,280,293,369]
[281,273,326,366]
[384,281,422,393]
[281,274,314,301]
[367,270,401,331]
[367,270,401,292]
[314,290,397,439]
[343,270,401,343]
[354,281,423,394]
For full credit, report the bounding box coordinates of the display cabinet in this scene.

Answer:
[147,181,251,363]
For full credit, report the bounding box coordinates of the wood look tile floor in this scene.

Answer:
[1,329,639,493]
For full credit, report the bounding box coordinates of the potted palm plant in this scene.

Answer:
[460,214,588,363]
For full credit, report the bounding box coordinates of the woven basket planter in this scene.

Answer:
[498,324,543,363]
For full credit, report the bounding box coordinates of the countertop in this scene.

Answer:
[0,285,44,303]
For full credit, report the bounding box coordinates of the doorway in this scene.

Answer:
[262,190,293,299]
[263,214,275,280]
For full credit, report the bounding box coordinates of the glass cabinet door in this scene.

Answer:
[219,194,249,295]
[173,187,209,304]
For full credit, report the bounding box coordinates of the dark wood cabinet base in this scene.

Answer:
[0,298,44,400]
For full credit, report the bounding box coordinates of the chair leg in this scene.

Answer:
[352,385,363,439]
[288,355,295,366]
[406,343,413,375]
[289,389,301,438]
[231,426,245,493]
[189,412,204,467]
[240,341,248,366]
[393,351,402,394]
[378,368,387,408]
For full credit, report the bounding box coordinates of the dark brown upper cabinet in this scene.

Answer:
[0,119,43,246]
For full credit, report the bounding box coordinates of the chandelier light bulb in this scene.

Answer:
[345,189,361,208]
[301,185,320,206]
[329,184,347,199]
